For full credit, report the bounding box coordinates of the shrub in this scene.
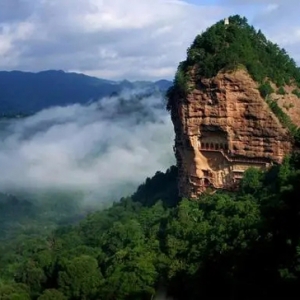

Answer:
[277,86,286,95]
[259,82,274,98]
[292,89,300,98]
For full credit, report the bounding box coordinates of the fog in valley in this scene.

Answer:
[0,89,175,207]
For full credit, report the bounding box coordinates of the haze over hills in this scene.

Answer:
[0,70,172,115]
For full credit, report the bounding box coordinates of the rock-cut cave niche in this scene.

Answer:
[198,125,228,151]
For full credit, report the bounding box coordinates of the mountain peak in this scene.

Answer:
[167,15,300,198]
[167,14,300,111]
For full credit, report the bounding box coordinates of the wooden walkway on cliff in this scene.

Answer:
[199,147,270,165]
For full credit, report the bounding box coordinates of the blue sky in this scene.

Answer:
[185,0,270,24]
[0,0,299,80]
[186,0,220,4]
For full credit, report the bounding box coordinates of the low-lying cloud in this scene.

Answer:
[0,90,175,203]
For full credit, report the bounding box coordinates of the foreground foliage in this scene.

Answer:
[1,157,300,299]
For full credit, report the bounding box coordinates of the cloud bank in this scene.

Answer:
[0,0,223,80]
[0,90,175,202]
[0,0,299,80]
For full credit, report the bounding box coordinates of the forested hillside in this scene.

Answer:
[185,15,300,84]
[167,14,300,103]
[167,15,300,143]
[1,156,300,299]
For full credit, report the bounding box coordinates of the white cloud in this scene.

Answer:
[246,0,300,61]
[0,0,299,79]
[0,90,175,202]
[0,0,224,80]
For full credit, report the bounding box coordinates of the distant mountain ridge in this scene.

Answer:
[0,70,172,114]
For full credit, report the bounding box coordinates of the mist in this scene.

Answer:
[0,89,175,205]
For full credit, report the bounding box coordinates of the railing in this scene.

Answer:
[200,148,269,165]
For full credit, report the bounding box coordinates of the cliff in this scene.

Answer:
[170,68,293,198]
[168,15,300,198]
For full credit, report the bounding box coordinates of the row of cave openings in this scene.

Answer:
[200,142,229,151]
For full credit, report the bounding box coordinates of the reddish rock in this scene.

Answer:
[170,69,293,198]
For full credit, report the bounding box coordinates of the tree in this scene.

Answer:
[240,167,263,195]
[38,289,67,300]
[14,260,46,296]
[103,247,158,299]
[0,283,30,300]
[58,255,103,300]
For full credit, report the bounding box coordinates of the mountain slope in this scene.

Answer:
[0,70,172,114]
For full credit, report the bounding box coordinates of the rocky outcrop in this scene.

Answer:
[170,68,293,199]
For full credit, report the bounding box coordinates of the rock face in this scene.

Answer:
[170,69,293,199]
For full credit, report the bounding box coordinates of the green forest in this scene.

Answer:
[2,156,300,299]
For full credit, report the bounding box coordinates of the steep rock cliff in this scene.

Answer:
[168,15,300,198]
[170,68,293,198]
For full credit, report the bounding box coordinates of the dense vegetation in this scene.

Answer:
[186,15,300,84]
[167,15,300,111]
[2,156,300,299]
[167,14,300,143]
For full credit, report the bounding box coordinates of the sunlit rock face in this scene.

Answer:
[170,69,292,198]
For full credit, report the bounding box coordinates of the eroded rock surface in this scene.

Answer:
[170,69,293,198]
